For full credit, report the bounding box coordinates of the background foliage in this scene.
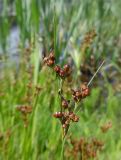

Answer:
[0,0,121,159]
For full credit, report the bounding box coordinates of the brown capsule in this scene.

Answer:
[63,112,69,118]
[49,52,55,61]
[53,112,63,118]
[73,116,79,122]
[70,113,79,122]
[47,59,55,66]
[59,69,65,78]
[17,105,32,114]
[80,83,90,97]
[54,65,61,74]
[81,88,90,98]
[75,90,81,97]
[72,95,78,102]
[85,88,90,96]
[63,64,72,77]
[92,139,104,148]
[69,112,74,118]
[100,121,112,133]
[62,99,69,109]
[63,64,70,72]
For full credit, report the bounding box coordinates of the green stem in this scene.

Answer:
[60,136,66,160]
[30,94,39,150]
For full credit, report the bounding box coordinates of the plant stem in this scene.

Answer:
[60,136,66,160]
[87,60,105,87]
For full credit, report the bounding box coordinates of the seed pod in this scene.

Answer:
[92,139,104,148]
[62,99,69,109]
[80,83,90,98]
[81,88,90,98]
[63,64,70,72]
[69,112,74,119]
[73,116,79,122]
[69,112,79,122]
[53,112,63,118]
[63,64,72,77]
[75,90,82,98]
[59,69,65,78]
[100,121,112,133]
[84,88,90,96]
[54,65,61,74]
[17,105,32,114]
[72,95,78,102]
[49,52,55,61]
[47,59,55,66]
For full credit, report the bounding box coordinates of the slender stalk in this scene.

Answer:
[54,5,57,54]
[87,60,105,87]
[30,94,39,150]
[58,78,66,159]
[75,60,105,116]
[60,136,66,160]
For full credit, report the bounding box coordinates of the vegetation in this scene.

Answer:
[0,0,121,159]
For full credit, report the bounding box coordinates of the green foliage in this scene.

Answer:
[0,0,121,160]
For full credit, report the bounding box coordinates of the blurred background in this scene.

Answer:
[0,0,121,160]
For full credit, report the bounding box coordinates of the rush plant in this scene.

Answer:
[43,50,105,160]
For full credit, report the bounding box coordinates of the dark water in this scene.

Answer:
[0,26,20,75]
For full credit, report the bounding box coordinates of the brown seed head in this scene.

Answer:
[63,64,70,72]
[62,99,69,109]
[17,105,32,114]
[75,90,82,98]
[59,69,65,78]
[47,59,55,66]
[49,52,55,61]
[73,116,79,122]
[53,112,63,118]
[54,65,61,74]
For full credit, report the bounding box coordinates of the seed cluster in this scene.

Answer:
[67,137,104,160]
[100,121,112,133]
[53,111,79,136]
[54,64,71,78]
[43,51,55,67]
[81,29,97,53]
[0,129,11,153]
[17,105,32,127]
[44,51,71,78]
[17,105,32,115]
[53,94,80,136]
[44,51,91,137]
[71,83,90,102]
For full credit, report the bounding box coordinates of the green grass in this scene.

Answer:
[0,53,121,159]
[0,0,121,160]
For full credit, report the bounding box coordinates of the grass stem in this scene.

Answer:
[87,60,105,87]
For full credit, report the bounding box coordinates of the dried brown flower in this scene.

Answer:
[17,105,32,115]
[101,121,112,133]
